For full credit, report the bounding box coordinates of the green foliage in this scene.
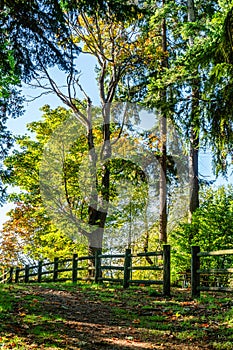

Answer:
[1,106,87,265]
[0,0,80,206]
[2,0,233,270]
[62,0,142,20]
[0,0,71,80]
[170,185,233,280]
[2,104,150,263]
[146,0,233,177]
[0,27,24,205]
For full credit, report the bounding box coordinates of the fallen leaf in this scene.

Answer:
[132,319,140,324]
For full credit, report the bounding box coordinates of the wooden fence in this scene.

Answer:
[2,245,233,298]
[191,246,233,297]
[0,268,13,284]
[0,245,171,296]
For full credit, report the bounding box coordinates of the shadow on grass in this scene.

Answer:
[0,283,233,349]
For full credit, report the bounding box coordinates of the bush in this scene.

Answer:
[169,185,233,283]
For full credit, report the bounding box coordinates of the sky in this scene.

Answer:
[7,54,99,134]
[0,52,232,229]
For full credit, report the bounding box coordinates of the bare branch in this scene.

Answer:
[111,103,129,146]
[99,61,106,103]
[25,90,53,103]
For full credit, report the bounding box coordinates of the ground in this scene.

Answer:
[0,283,233,349]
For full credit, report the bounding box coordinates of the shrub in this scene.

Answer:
[170,185,233,283]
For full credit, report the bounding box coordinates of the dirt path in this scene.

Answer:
[2,284,230,349]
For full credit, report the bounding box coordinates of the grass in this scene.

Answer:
[0,282,232,349]
[0,286,15,312]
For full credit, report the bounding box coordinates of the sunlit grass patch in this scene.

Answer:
[176,329,206,341]
[212,341,233,350]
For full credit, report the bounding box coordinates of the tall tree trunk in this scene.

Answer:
[189,111,199,219]
[87,102,111,275]
[159,0,168,243]
[159,109,167,243]
[187,0,199,222]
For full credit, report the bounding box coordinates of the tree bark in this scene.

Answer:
[159,0,168,243]
[189,116,199,219]
[187,0,199,221]
[159,110,167,243]
[87,102,111,275]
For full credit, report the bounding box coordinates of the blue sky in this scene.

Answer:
[7,53,99,135]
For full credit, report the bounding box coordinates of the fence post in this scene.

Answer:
[9,267,14,283]
[15,267,20,283]
[72,254,78,283]
[191,246,200,298]
[163,245,171,297]
[95,250,102,284]
[25,265,29,283]
[1,268,5,283]
[123,248,131,288]
[38,261,42,283]
[53,257,59,282]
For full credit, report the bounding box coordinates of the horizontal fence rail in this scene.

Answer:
[0,245,171,296]
[191,246,233,297]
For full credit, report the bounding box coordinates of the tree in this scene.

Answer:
[0,36,23,204]
[145,0,188,241]
[2,104,149,264]
[147,0,233,225]
[0,0,73,205]
[158,0,168,243]
[1,105,89,265]
[187,0,200,220]
[170,185,233,279]
[0,0,126,206]
[0,1,70,80]
[144,0,169,243]
[176,0,233,191]
[0,202,79,266]
[199,2,233,175]
[33,8,154,256]
[0,0,136,80]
